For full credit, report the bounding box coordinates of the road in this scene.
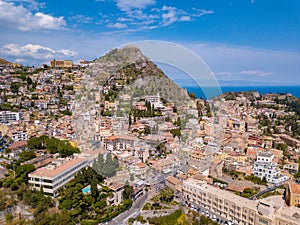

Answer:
[107,191,149,225]
[248,186,276,200]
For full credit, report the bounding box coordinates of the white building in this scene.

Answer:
[253,152,289,185]
[104,135,136,151]
[11,131,28,141]
[28,156,87,197]
[0,111,22,123]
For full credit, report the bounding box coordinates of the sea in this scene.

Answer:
[184,86,300,100]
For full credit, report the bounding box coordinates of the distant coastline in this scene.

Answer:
[184,86,300,100]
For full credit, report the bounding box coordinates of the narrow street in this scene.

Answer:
[107,191,149,225]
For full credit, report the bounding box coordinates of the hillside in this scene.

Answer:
[0,57,13,65]
[75,45,192,115]
[72,45,194,149]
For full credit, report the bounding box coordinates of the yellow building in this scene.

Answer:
[183,178,300,225]
[50,60,73,68]
[286,181,300,207]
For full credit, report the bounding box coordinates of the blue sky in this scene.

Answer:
[0,0,299,85]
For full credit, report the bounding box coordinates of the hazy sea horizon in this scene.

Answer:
[184,86,300,100]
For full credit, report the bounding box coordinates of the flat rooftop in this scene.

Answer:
[183,178,258,210]
[29,157,86,179]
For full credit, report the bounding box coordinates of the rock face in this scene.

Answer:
[72,45,193,150]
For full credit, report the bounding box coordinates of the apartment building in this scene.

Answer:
[28,156,87,197]
[11,131,28,141]
[0,111,22,123]
[104,135,136,151]
[283,162,299,174]
[106,183,124,206]
[183,178,257,225]
[182,178,300,225]
[253,152,289,185]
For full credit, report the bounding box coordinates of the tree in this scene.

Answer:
[16,164,35,177]
[159,187,174,203]
[129,114,132,126]
[93,154,105,176]
[18,150,36,163]
[10,82,20,94]
[144,126,151,135]
[105,153,116,178]
[113,156,119,169]
[170,129,181,137]
[53,210,73,225]
[122,181,133,200]
[92,153,118,178]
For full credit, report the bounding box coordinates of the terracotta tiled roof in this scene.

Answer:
[290,182,300,195]
[9,141,27,150]
[136,162,146,168]
[166,176,181,185]
[105,135,136,141]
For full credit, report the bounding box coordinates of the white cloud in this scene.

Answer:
[240,70,273,76]
[107,22,127,29]
[162,6,177,26]
[4,0,45,11]
[192,9,214,17]
[179,16,191,22]
[69,14,93,24]
[0,0,66,31]
[0,43,78,60]
[102,2,214,31]
[162,5,176,11]
[116,0,155,12]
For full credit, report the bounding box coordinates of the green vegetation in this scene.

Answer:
[245,174,268,185]
[222,169,246,180]
[224,92,237,101]
[28,135,80,157]
[0,180,58,225]
[204,101,212,117]
[235,188,259,198]
[148,209,186,225]
[151,187,174,204]
[254,95,300,138]
[156,142,169,156]
[17,149,36,164]
[170,128,181,137]
[92,153,119,178]
[199,215,219,225]
[3,164,35,191]
[58,167,133,224]
[259,190,281,199]
[142,202,171,210]
[131,101,162,118]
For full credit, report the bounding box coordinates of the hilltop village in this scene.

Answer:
[0,47,300,225]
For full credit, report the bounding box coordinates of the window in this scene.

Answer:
[258,218,269,225]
